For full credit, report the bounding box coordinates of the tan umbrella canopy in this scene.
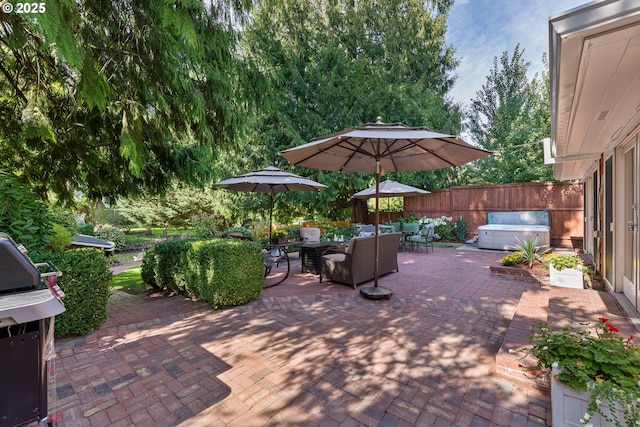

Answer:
[280,118,492,300]
[352,179,430,223]
[214,166,326,243]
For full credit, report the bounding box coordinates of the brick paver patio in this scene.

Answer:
[47,247,637,426]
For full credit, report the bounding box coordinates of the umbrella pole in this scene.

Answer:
[359,161,393,300]
[374,170,380,287]
[269,192,274,245]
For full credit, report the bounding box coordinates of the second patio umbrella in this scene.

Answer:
[352,179,430,223]
[214,166,326,243]
[280,117,492,300]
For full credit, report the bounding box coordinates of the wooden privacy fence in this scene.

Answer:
[402,182,584,248]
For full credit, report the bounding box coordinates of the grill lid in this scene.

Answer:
[0,233,41,293]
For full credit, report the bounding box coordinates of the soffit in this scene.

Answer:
[549,0,640,180]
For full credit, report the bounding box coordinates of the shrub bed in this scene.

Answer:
[33,248,112,337]
[141,238,264,309]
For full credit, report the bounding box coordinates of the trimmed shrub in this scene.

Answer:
[141,238,264,309]
[190,239,264,308]
[32,249,112,337]
[141,239,191,293]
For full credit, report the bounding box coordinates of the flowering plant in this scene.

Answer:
[520,318,640,427]
[270,228,288,239]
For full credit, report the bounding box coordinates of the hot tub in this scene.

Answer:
[477,211,551,250]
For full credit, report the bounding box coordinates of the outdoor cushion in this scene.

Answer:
[300,227,321,243]
[358,225,375,236]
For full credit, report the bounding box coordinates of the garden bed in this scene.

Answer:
[490,261,549,284]
[490,260,605,290]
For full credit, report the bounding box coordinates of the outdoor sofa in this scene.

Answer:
[319,232,402,288]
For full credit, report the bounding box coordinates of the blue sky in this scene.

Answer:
[445,0,590,107]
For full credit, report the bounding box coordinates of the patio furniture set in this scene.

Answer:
[260,224,436,289]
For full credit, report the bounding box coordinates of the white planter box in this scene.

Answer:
[551,366,623,427]
[549,265,584,289]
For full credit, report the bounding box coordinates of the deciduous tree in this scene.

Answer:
[464,45,553,183]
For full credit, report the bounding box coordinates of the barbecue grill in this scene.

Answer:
[0,233,65,427]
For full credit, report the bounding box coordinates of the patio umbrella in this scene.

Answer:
[280,117,492,300]
[352,179,430,223]
[214,166,326,243]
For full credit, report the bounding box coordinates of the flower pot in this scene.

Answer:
[549,265,584,289]
[551,366,623,427]
[272,238,289,245]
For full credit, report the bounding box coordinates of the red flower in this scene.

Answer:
[607,323,619,333]
[629,335,635,341]
[598,317,609,323]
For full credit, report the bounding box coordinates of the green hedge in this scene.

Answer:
[141,238,264,309]
[33,248,112,337]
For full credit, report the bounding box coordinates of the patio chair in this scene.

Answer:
[264,247,290,288]
[406,224,435,253]
[299,227,321,243]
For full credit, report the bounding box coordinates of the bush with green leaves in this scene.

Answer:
[509,236,550,268]
[32,249,112,337]
[77,223,95,235]
[48,206,79,234]
[454,216,468,241]
[191,214,222,239]
[419,216,469,241]
[0,170,52,252]
[49,223,74,252]
[140,239,190,292]
[141,238,264,309]
[95,227,126,250]
[500,251,523,266]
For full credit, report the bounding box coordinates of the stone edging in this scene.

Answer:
[489,265,539,283]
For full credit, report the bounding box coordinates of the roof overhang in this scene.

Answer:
[547,0,640,180]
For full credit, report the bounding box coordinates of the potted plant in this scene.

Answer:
[270,228,289,244]
[520,318,640,427]
[543,253,587,288]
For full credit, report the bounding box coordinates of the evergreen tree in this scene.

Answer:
[0,0,259,204]
[239,0,462,221]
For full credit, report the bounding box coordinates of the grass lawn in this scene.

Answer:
[111,266,146,294]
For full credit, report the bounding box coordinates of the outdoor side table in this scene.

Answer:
[300,242,343,274]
